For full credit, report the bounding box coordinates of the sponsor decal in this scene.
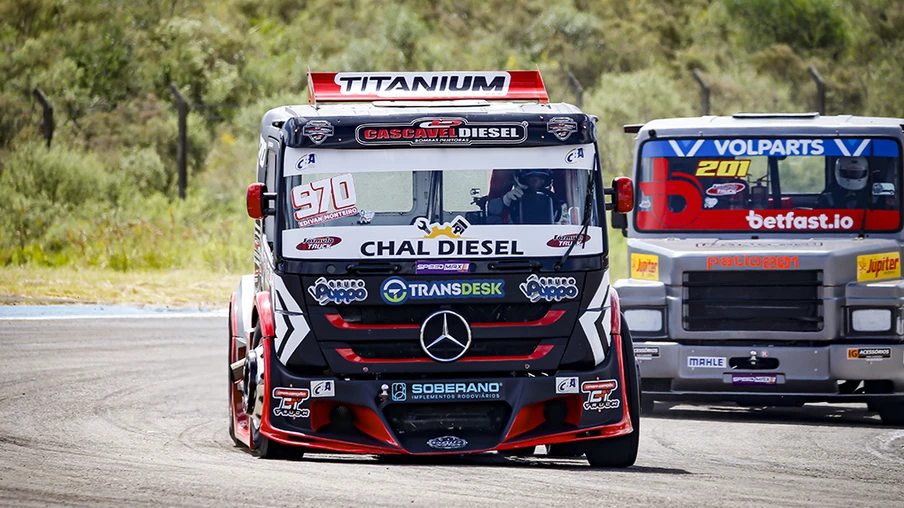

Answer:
[746,211,855,230]
[548,116,578,141]
[688,356,726,368]
[706,182,746,196]
[731,374,778,386]
[639,196,652,210]
[380,277,504,305]
[307,277,368,305]
[295,153,316,170]
[291,173,358,227]
[257,136,267,167]
[311,380,335,398]
[355,117,528,146]
[272,387,310,418]
[581,379,620,411]
[642,138,900,158]
[847,347,892,360]
[302,120,334,145]
[296,236,342,251]
[361,239,523,257]
[556,376,579,394]
[358,209,374,224]
[415,215,470,238]
[631,253,659,281]
[707,254,798,270]
[426,435,468,450]
[335,72,511,96]
[519,274,578,303]
[634,346,660,358]
[696,160,751,178]
[547,233,590,248]
[565,147,586,164]
[415,260,471,274]
[409,382,503,401]
[391,382,407,402]
[704,197,718,209]
[857,252,901,282]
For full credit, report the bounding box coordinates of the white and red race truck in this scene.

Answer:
[227,70,639,465]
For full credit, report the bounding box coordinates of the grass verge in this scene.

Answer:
[0,265,239,309]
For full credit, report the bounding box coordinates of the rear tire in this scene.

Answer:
[585,313,640,468]
[878,401,904,426]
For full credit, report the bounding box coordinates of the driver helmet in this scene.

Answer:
[835,157,869,191]
[516,168,552,189]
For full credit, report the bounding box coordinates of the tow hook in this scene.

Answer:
[377,384,390,403]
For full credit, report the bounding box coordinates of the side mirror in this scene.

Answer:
[604,176,634,213]
[246,183,276,219]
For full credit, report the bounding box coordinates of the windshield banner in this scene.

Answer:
[282,223,604,259]
[642,138,900,158]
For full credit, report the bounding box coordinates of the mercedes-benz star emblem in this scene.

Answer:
[419,310,471,362]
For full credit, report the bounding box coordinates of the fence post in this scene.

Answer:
[566,71,584,109]
[32,88,54,148]
[807,65,826,115]
[691,70,710,116]
[169,83,190,200]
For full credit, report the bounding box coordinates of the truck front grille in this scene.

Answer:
[337,303,549,326]
[384,402,509,435]
[683,270,822,332]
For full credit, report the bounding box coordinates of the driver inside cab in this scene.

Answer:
[487,169,566,224]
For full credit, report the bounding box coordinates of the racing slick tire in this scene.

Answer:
[877,401,904,426]
[585,314,640,468]
[227,302,242,447]
[246,321,303,460]
[640,395,655,415]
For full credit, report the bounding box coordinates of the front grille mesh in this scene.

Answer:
[337,303,549,326]
[683,270,822,332]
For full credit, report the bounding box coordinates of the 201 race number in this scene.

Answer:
[695,160,751,178]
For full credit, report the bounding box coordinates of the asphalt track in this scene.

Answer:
[1,316,903,507]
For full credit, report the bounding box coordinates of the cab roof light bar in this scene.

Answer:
[307,68,550,106]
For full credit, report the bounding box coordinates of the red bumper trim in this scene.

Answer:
[335,344,555,364]
[324,309,566,330]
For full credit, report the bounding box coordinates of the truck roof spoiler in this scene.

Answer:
[732,112,820,119]
[307,68,549,106]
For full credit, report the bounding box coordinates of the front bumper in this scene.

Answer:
[635,341,904,403]
[259,338,634,454]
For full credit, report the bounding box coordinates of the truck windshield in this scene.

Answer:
[635,137,902,233]
[282,167,598,230]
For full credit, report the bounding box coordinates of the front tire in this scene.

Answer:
[227,302,242,447]
[878,401,904,426]
[247,321,303,460]
[585,313,640,468]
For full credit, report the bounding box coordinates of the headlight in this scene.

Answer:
[851,308,893,332]
[624,309,664,333]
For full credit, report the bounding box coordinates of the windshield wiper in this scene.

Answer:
[555,165,596,271]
